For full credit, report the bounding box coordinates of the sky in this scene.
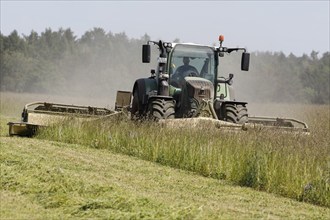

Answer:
[1,0,329,56]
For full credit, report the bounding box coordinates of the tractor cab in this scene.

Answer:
[168,44,217,87]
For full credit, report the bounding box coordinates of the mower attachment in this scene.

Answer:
[8,102,116,137]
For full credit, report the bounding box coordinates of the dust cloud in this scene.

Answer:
[30,47,157,109]
[218,52,308,119]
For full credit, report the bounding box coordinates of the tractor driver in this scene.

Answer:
[174,57,199,77]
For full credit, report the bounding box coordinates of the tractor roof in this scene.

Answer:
[171,42,217,51]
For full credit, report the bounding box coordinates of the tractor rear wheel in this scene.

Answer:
[131,89,146,119]
[225,103,248,124]
[148,99,175,120]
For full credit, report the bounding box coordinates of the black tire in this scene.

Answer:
[131,89,145,119]
[148,99,175,120]
[224,103,248,124]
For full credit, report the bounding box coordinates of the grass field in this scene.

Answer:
[1,137,330,219]
[1,92,329,219]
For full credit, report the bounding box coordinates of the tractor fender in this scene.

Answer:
[217,100,247,105]
[214,100,248,110]
[216,82,236,101]
[132,78,158,105]
[148,95,174,102]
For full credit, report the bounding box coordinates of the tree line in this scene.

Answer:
[0,28,329,104]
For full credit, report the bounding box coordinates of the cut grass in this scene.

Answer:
[35,111,330,208]
[1,137,329,219]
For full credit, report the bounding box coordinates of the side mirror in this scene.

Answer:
[142,44,150,63]
[241,52,250,71]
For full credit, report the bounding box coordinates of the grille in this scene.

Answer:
[186,78,214,104]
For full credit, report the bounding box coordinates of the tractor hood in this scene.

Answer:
[185,77,214,103]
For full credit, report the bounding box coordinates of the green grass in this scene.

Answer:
[34,112,330,208]
[1,137,329,219]
[1,91,329,218]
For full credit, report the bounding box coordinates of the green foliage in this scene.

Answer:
[0,28,329,103]
[300,52,330,103]
[0,28,152,98]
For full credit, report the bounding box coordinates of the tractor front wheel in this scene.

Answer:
[148,99,175,120]
[224,103,248,124]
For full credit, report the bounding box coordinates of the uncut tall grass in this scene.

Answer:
[37,106,330,207]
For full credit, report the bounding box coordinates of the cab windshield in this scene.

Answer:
[168,44,216,82]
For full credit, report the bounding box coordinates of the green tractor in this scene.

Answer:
[131,35,251,124]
